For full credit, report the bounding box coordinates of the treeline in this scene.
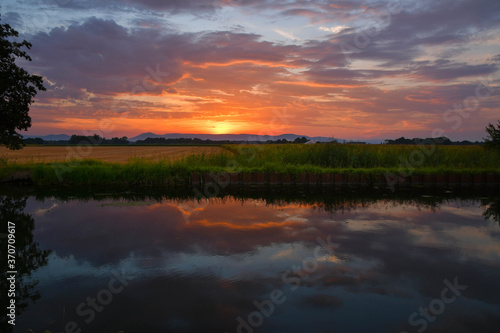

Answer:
[23,135,309,145]
[22,135,311,145]
[137,137,240,145]
[23,138,69,145]
[384,137,482,145]
[22,135,484,146]
[135,137,310,144]
[68,135,129,145]
[24,135,129,145]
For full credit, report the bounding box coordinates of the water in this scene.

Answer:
[1,186,500,333]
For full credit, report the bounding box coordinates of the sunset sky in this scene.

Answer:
[2,0,500,141]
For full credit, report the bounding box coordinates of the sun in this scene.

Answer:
[206,120,256,135]
[211,122,235,134]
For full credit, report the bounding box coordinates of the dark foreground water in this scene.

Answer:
[1,186,500,333]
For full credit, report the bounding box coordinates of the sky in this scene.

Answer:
[2,0,500,141]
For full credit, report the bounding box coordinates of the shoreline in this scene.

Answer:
[1,166,499,188]
[190,172,500,188]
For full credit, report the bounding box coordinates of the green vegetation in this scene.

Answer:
[384,136,481,145]
[1,143,500,185]
[222,144,499,169]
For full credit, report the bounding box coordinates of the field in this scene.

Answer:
[0,146,225,163]
[1,144,499,185]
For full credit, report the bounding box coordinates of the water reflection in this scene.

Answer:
[0,196,50,333]
[1,186,499,333]
[483,197,500,226]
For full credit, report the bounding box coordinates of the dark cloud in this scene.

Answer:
[331,0,500,67]
[411,61,498,81]
[280,7,324,17]
[304,67,398,85]
[181,31,292,65]
[56,0,268,13]
[121,0,222,12]
[0,11,23,27]
[29,17,185,96]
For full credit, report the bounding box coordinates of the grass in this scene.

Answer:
[222,144,500,169]
[1,144,499,185]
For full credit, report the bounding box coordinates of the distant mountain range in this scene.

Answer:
[128,132,336,142]
[22,132,379,143]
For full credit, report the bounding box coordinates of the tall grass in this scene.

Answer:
[222,144,500,170]
[1,144,499,185]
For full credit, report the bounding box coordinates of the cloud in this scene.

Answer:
[56,0,273,14]
[411,61,498,81]
[319,25,349,34]
[29,18,182,93]
[274,28,301,40]
[0,11,23,27]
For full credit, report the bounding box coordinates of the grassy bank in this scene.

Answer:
[1,144,499,185]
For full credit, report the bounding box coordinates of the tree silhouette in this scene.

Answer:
[484,120,500,152]
[293,136,308,144]
[1,20,46,150]
[0,196,51,332]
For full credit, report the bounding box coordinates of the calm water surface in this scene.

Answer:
[1,187,500,333]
